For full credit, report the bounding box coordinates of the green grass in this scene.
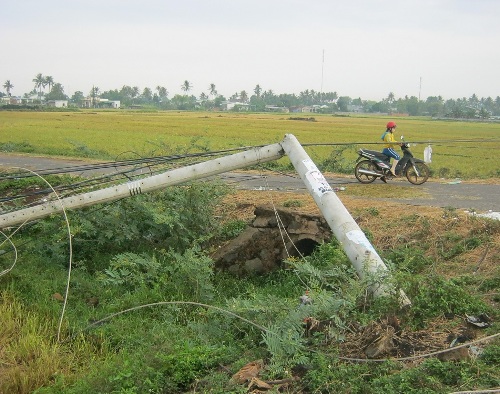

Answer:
[1,110,499,178]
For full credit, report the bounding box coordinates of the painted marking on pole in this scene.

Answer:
[305,170,333,197]
[302,159,333,197]
[127,181,142,196]
[346,230,377,253]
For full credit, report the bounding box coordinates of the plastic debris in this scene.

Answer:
[476,211,500,221]
[299,290,312,305]
[466,210,500,221]
[466,314,490,328]
[468,345,484,358]
[424,145,432,163]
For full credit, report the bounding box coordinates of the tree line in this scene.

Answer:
[2,74,500,118]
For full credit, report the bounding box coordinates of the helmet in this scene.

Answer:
[386,121,397,129]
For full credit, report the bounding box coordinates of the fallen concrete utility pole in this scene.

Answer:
[281,134,411,306]
[1,134,410,305]
[0,143,285,228]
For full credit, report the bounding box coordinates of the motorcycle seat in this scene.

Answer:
[359,149,390,161]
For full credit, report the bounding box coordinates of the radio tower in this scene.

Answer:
[321,49,325,95]
[419,76,422,101]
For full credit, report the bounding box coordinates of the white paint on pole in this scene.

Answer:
[0,143,284,229]
[280,134,411,306]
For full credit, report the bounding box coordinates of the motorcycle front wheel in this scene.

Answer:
[355,160,379,183]
[406,162,430,185]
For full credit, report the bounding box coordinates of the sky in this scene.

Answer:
[2,0,500,101]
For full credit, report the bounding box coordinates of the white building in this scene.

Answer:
[81,97,121,109]
[47,100,68,108]
[221,101,251,111]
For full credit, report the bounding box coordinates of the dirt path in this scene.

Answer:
[1,152,499,212]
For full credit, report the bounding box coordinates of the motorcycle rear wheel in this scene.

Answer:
[406,162,430,185]
[355,160,379,183]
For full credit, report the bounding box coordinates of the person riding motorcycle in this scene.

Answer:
[381,121,401,176]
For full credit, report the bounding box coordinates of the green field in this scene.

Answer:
[1,110,499,178]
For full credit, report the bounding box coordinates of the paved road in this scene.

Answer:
[221,172,500,212]
[1,153,499,213]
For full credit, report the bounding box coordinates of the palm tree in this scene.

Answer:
[208,83,217,98]
[44,76,54,93]
[90,86,100,107]
[254,84,262,97]
[156,86,168,99]
[387,92,395,104]
[3,80,14,96]
[33,73,45,98]
[309,89,318,104]
[469,93,479,108]
[181,80,192,94]
[142,87,153,102]
[240,90,248,103]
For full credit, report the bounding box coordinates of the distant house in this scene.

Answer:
[47,100,68,108]
[221,101,251,111]
[100,99,120,109]
[265,105,289,113]
[22,95,38,104]
[346,104,364,113]
[81,97,120,109]
[1,96,23,105]
[301,105,329,113]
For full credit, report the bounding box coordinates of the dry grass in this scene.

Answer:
[221,188,500,283]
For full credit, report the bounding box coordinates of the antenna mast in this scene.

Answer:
[321,49,325,95]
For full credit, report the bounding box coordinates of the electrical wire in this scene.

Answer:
[2,137,497,182]
[336,332,500,363]
[77,301,273,337]
[10,167,74,342]
[0,146,255,181]
[0,228,19,277]
[0,149,248,208]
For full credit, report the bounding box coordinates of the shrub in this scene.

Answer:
[407,275,491,327]
[98,247,215,302]
[28,181,229,270]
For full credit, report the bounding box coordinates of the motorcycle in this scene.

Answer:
[354,137,430,185]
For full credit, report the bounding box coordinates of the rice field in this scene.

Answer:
[1,110,499,178]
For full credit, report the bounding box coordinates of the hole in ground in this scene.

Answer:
[289,238,320,257]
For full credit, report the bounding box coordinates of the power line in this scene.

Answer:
[1,138,498,206]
